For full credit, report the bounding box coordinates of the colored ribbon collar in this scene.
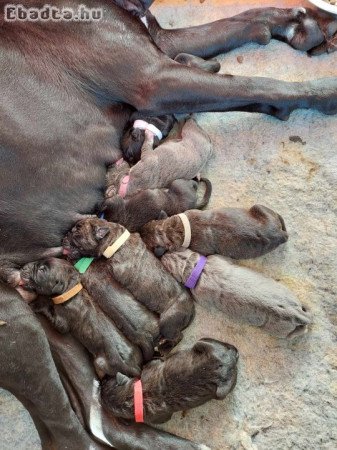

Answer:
[118,175,130,198]
[53,283,83,305]
[103,229,131,259]
[134,379,144,423]
[184,255,207,289]
[177,213,192,248]
[74,257,94,274]
[133,120,163,141]
[73,213,105,274]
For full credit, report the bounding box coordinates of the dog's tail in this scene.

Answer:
[196,177,212,209]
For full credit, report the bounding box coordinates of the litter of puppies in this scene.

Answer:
[19,116,310,425]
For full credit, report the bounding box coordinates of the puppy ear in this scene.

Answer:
[94,226,110,241]
[116,372,132,386]
[157,210,168,220]
[193,340,213,355]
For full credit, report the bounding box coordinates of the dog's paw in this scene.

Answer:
[262,300,311,339]
[105,185,117,199]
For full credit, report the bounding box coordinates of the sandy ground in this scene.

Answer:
[1,1,336,449]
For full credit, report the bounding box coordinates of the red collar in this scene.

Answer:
[134,379,144,423]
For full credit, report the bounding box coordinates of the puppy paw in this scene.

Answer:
[105,185,117,199]
[262,301,311,339]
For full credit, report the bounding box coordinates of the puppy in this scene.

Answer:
[102,178,212,232]
[161,249,311,338]
[21,258,143,377]
[106,118,213,199]
[121,114,176,164]
[101,338,238,424]
[121,55,220,164]
[63,218,195,352]
[81,259,160,361]
[140,204,288,258]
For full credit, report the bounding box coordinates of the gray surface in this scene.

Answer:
[1,2,337,450]
[0,390,40,450]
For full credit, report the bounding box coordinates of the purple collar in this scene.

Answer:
[184,255,207,289]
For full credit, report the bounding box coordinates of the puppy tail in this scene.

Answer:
[196,177,212,209]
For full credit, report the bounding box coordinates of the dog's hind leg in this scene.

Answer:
[174,53,221,73]
[146,7,336,57]
[137,59,337,119]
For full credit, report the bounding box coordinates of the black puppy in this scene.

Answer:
[101,338,238,424]
[21,258,143,378]
[121,54,220,164]
[102,178,211,232]
[121,113,176,164]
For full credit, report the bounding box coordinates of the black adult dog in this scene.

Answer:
[1,1,337,449]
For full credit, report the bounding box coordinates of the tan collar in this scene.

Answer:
[53,283,83,305]
[103,229,131,259]
[177,213,191,248]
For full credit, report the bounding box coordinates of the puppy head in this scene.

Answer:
[63,218,115,261]
[102,196,126,224]
[141,212,181,256]
[121,127,145,164]
[121,126,159,164]
[20,258,78,296]
[188,338,238,399]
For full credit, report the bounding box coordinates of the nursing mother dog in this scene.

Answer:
[1,1,337,449]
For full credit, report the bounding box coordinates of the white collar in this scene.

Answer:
[177,213,191,248]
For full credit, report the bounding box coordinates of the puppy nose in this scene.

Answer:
[224,343,239,360]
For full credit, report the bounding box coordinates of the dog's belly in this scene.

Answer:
[0,66,130,263]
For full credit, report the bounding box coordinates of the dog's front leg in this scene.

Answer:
[0,285,97,450]
[146,7,336,57]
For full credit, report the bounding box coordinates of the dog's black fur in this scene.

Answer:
[121,114,176,164]
[81,259,160,361]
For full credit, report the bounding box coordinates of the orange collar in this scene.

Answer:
[52,283,83,305]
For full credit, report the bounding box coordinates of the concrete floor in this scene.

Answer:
[1,1,337,449]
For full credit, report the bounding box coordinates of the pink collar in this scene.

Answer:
[118,175,130,198]
[134,379,144,423]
